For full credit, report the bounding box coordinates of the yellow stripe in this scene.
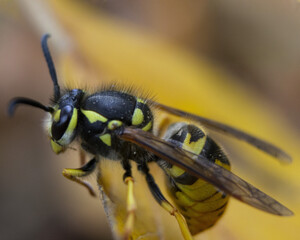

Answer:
[215,159,231,170]
[142,121,152,131]
[183,133,206,155]
[177,179,207,191]
[168,165,185,177]
[81,109,108,123]
[190,197,228,212]
[176,183,219,202]
[175,191,195,207]
[132,108,144,125]
[99,134,111,146]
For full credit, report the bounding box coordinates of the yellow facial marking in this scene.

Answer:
[66,108,78,134]
[81,109,108,123]
[53,109,61,122]
[108,120,123,130]
[132,108,144,125]
[183,133,206,155]
[56,109,78,145]
[99,134,111,146]
[142,121,152,131]
[51,140,64,154]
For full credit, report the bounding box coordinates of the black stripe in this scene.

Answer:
[173,171,198,185]
[200,137,230,165]
[187,124,205,143]
[198,190,219,202]
[208,202,228,213]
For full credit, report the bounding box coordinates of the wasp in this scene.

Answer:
[8,34,293,240]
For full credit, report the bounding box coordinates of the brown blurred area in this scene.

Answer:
[98,0,300,126]
[0,2,111,240]
[0,1,299,240]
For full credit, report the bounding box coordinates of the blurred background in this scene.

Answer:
[0,0,300,240]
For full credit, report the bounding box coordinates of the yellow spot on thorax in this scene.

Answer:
[108,120,123,130]
[132,108,144,125]
[81,109,108,123]
[99,133,111,146]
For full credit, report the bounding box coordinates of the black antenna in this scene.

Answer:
[41,34,61,101]
[8,97,54,117]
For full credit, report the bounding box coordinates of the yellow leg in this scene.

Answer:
[122,176,136,240]
[161,201,194,240]
[145,172,194,240]
[62,158,97,197]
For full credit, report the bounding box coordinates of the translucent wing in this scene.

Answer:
[150,101,292,163]
[120,127,293,216]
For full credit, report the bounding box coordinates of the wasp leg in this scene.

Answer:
[140,165,194,240]
[79,148,86,166]
[121,160,137,240]
[122,176,136,240]
[62,158,97,197]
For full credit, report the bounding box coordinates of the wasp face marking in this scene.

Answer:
[51,105,74,141]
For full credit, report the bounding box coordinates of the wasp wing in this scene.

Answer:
[150,101,292,163]
[120,127,293,216]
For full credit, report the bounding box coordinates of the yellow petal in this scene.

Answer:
[44,1,300,239]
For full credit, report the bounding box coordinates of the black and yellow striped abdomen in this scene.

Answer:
[159,123,231,235]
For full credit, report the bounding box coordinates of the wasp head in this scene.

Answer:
[8,34,82,154]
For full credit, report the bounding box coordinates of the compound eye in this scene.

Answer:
[51,105,73,141]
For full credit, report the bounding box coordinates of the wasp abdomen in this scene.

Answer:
[161,123,231,234]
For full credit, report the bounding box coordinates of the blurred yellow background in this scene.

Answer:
[1,0,300,239]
